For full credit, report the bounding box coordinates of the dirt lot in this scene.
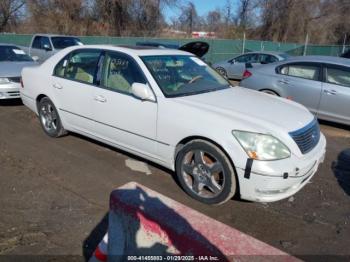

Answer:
[0,99,349,260]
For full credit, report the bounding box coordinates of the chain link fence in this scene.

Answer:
[1,33,349,63]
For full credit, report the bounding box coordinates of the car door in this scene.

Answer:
[276,62,322,114]
[318,64,350,124]
[92,51,158,157]
[30,36,42,59]
[40,36,54,61]
[52,49,102,133]
[228,53,259,79]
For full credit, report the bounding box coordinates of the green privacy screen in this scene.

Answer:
[1,34,348,63]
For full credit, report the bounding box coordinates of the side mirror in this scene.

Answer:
[229,59,235,64]
[31,56,39,62]
[131,83,156,102]
[43,44,52,51]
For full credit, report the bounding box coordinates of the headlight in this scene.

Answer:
[232,130,291,160]
[0,78,10,84]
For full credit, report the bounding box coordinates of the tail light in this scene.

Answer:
[242,70,252,79]
[20,78,24,88]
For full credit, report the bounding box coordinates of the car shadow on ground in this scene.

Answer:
[332,149,350,196]
[82,186,228,261]
[69,132,243,202]
[0,99,23,106]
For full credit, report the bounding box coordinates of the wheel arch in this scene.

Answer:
[174,135,237,175]
[259,88,280,96]
[36,94,49,111]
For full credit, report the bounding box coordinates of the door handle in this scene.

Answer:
[323,89,337,95]
[94,95,107,103]
[53,83,63,89]
[278,79,290,85]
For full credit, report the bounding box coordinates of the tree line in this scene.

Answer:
[1,0,349,44]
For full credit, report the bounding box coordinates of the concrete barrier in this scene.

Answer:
[91,182,299,261]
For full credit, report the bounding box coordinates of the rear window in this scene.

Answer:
[51,37,82,49]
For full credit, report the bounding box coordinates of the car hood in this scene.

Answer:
[174,87,314,133]
[0,61,37,77]
[179,41,209,58]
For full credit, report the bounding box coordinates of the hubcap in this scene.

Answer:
[40,102,58,133]
[182,150,225,198]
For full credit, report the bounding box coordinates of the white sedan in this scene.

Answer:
[20,45,326,205]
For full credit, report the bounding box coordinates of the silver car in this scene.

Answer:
[240,55,350,126]
[0,44,37,99]
[213,51,289,80]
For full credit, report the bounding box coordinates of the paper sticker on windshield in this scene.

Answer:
[13,49,26,55]
[190,57,206,66]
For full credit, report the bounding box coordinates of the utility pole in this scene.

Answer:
[242,32,246,54]
[303,33,309,56]
[342,34,347,54]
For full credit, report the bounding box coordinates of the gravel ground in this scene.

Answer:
[0,99,349,261]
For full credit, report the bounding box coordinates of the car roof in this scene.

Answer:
[33,34,80,38]
[241,51,287,56]
[65,44,193,57]
[286,55,350,66]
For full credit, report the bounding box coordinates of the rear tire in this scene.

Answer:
[175,140,237,205]
[38,97,67,138]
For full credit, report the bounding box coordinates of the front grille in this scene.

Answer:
[7,91,20,97]
[8,77,21,83]
[289,118,320,154]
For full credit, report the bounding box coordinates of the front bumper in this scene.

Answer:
[0,82,21,99]
[236,133,326,202]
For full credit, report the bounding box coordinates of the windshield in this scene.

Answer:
[279,53,290,60]
[51,37,82,49]
[0,46,33,62]
[141,55,230,97]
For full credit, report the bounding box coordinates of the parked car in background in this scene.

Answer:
[0,44,37,99]
[20,45,326,205]
[136,41,209,58]
[22,34,83,62]
[240,56,350,126]
[340,49,350,59]
[213,51,290,80]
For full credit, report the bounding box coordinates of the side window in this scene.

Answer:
[53,55,69,77]
[326,66,350,87]
[101,52,146,94]
[32,36,41,49]
[64,50,102,84]
[279,63,319,80]
[235,54,258,63]
[260,54,278,63]
[40,37,52,50]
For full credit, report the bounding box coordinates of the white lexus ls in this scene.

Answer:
[20,45,326,205]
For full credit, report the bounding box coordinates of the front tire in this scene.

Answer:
[38,97,66,138]
[175,140,237,205]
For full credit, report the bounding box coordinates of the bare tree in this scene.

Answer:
[0,0,25,32]
[178,1,198,35]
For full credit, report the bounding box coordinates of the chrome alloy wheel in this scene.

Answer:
[181,150,225,198]
[40,102,58,133]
